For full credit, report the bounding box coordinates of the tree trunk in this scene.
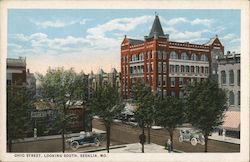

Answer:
[169,129,174,151]
[147,125,151,144]
[62,105,66,153]
[204,134,208,152]
[105,123,111,153]
[142,125,145,153]
[7,137,12,152]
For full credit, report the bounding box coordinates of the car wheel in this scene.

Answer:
[191,138,197,146]
[70,141,79,151]
[95,139,100,147]
[179,136,183,143]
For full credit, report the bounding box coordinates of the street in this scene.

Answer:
[11,118,240,153]
[93,118,240,153]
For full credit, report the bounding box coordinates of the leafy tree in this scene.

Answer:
[184,78,227,152]
[155,96,184,151]
[131,81,155,152]
[90,83,124,153]
[37,67,87,153]
[7,85,33,152]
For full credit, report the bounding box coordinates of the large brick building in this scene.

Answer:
[121,15,224,99]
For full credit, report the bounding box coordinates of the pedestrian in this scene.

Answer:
[167,139,172,153]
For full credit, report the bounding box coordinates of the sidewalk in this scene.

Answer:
[208,133,240,144]
[94,143,181,153]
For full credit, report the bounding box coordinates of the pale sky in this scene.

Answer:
[8,9,240,74]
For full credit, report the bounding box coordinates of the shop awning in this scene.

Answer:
[220,111,240,131]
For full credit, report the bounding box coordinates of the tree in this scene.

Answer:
[131,81,155,152]
[7,85,33,152]
[155,96,184,151]
[184,78,227,152]
[90,83,124,153]
[37,67,87,153]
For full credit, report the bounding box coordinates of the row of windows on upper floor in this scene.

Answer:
[220,69,240,86]
[122,51,209,62]
[123,64,209,75]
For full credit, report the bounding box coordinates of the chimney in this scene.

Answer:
[27,69,30,73]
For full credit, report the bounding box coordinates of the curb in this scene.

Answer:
[208,138,240,145]
[85,145,127,152]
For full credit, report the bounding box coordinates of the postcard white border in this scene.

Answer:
[0,0,249,162]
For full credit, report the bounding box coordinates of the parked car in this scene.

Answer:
[66,131,103,150]
[179,129,205,146]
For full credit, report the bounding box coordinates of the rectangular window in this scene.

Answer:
[196,66,199,73]
[186,66,190,73]
[170,65,174,73]
[163,62,167,73]
[238,91,240,105]
[163,75,167,86]
[205,67,209,74]
[170,77,175,87]
[175,65,179,73]
[158,51,162,60]
[181,65,185,73]
[191,66,194,73]
[200,67,203,73]
[179,77,183,87]
[158,75,162,86]
[237,70,240,86]
[163,52,167,60]
[158,62,162,73]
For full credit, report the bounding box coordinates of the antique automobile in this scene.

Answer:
[179,129,205,146]
[66,131,103,150]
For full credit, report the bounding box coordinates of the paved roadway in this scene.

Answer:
[11,118,240,153]
[92,119,240,153]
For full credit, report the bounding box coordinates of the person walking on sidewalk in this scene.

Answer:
[166,139,172,153]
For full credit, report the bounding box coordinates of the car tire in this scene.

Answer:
[179,136,184,143]
[70,141,79,151]
[191,138,197,146]
[95,138,100,147]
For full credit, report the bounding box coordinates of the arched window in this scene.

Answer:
[221,71,226,84]
[170,51,177,59]
[229,70,234,84]
[229,91,235,105]
[201,54,208,61]
[191,53,197,61]
[181,52,188,60]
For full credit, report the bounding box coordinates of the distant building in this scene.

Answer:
[88,68,120,99]
[7,57,37,95]
[121,15,224,99]
[7,57,27,86]
[217,52,240,111]
[217,52,240,138]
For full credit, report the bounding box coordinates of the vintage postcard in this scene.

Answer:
[0,0,249,162]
